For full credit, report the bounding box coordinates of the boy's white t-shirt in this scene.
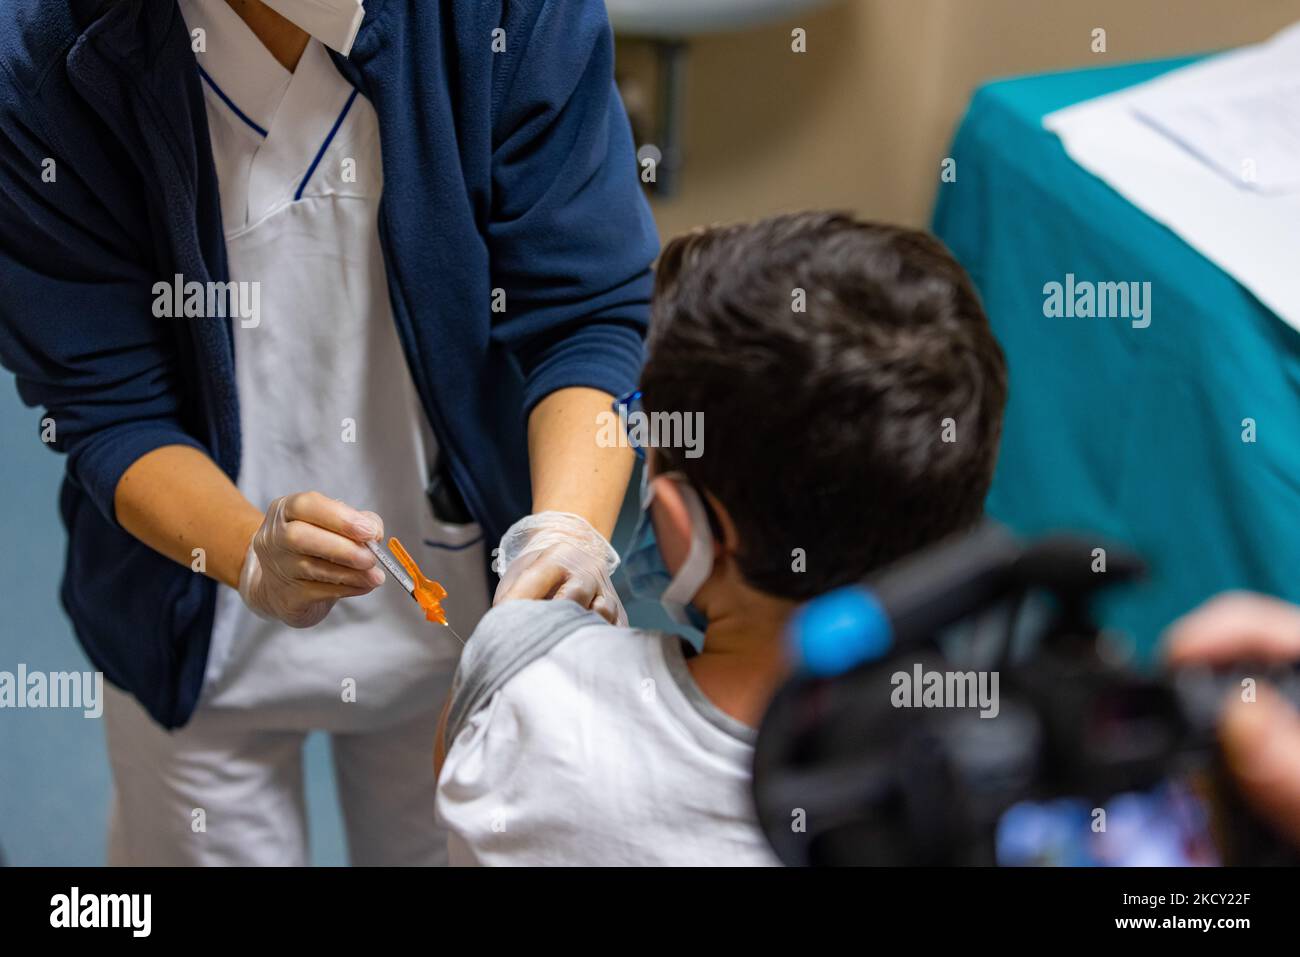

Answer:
[436,600,781,866]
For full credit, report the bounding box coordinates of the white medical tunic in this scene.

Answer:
[180,0,488,731]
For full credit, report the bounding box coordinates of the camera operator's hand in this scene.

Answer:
[1164,591,1300,847]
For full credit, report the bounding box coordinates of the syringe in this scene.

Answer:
[366,537,465,643]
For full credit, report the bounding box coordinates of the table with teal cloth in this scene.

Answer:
[932,57,1300,659]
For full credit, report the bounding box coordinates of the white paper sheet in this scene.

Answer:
[1043,22,1300,331]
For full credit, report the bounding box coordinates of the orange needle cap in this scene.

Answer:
[387,536,449,625]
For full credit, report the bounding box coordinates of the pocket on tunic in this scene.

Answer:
[422,519,485,553]
[414,511,492,640]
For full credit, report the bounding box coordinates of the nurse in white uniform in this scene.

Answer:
[101,0,637,865]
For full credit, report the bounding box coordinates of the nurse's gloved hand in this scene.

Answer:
[239,492,387,629]
[493,511,627,626]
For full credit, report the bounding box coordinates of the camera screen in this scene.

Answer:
[995,780,1220,866]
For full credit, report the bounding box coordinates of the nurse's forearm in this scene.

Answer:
[114,445,264,590]
[527,387,634,540]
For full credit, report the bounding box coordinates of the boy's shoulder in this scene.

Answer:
[437,599,779,865]
[444,599,661,749]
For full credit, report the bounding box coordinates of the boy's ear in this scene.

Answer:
[702,488,740,556]
[653,477,734,572]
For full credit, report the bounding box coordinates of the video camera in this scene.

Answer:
[753,523,1300,866]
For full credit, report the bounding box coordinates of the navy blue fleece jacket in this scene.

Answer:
[0,0,658,728]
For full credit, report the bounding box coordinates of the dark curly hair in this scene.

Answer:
[640,211,1007,600]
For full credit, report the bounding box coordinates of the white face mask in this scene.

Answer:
[260,0,366,57]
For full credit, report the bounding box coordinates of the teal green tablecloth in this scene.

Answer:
[933,58,1300,658]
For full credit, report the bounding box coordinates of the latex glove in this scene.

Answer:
[493,511,626,625]
[239,492,386,628]
[1164,592,1300,848]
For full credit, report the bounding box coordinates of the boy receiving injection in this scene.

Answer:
[435,212,1008,865]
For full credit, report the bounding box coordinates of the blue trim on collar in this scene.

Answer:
[197,65,268,138]
[295,88,359,201]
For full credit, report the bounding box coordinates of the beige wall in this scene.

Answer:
[615,0,1300,238]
